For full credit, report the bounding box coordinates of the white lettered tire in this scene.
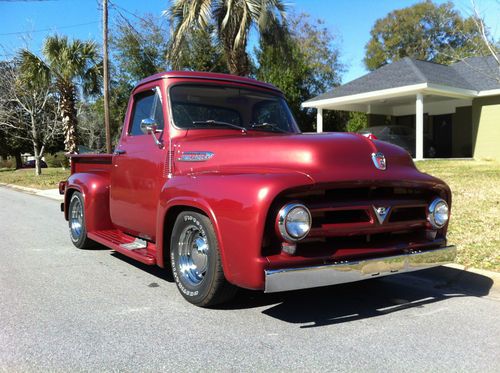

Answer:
[170,211,236,307]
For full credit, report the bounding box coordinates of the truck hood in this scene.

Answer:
[174,131,440,186]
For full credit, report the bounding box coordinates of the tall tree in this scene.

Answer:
[112,14,168,83]
[19,35,101,153]
[78,78,132,152]
[364,1,488,71]
[166,0,287,76]
[173,26,228,73]
[256,13,344,132]
[0,61,31,168]
[0,60,61,175]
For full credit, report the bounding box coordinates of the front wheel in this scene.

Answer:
[170,211,237,307]
[68,191,95,249]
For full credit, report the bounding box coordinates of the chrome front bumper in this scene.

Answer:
[264,245,456,293]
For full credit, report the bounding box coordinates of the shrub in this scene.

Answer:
[45,152,70,169]
[346,112,368,132]
[0,158,15,169]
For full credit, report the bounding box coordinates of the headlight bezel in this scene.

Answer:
[428,198,449,229]
[276,203,312,242]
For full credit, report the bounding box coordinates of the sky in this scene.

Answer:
[0,0,499,84]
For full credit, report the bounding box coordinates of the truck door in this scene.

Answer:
[109,83,167,241]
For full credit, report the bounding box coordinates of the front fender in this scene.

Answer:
[156,171,314,289]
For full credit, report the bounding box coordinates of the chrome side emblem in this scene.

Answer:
[371,152,386,170]
[178,151,214,162]
[373,206,391,224]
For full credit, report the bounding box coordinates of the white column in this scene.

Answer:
[317,108,323,133]
[416,93,424,160]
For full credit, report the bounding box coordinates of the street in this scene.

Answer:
[1,186,499,372]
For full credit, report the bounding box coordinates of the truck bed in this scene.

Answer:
[69,154,113,174]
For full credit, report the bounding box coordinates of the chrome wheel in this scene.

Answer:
[70,196,84,241]
[177,224,209,286]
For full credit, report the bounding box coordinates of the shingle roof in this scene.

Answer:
[451,56,500,91]
[305,56,500,103]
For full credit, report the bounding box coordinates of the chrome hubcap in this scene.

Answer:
[177,225,209,286]
[70,198,83,241]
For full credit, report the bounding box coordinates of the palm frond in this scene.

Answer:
[17,49,51,90]
[221,0,233,30]
[234,1,249,49]
[82,61,103,97]
[166,0,288,75]
[167,0,214,64]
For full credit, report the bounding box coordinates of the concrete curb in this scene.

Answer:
[444,263,500,290]
[0,183,63,201]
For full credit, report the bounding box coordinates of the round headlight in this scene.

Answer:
[277,203,312,242]
[428,198,449,228]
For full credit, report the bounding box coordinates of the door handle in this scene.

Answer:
[113,149,126,155]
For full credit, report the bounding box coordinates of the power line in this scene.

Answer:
[0,21,99,36]
[107,1,163,68]
[0,0,60,2]
[108,0,168,28]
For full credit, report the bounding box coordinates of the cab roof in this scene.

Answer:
[135,71,282,94]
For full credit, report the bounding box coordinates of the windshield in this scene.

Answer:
[169,84,299,133]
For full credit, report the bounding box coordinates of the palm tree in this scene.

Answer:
[19,35,101,153]
[167,0,287,76]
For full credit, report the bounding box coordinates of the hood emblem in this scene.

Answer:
[371,152,386,170]
[373,206,391,224]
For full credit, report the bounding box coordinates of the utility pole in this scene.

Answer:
[102,0,112,154]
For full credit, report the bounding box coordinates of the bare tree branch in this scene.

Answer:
[0,61,62,175]
[471,0,500,81]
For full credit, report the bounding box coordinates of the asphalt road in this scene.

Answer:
[1,186,499,372]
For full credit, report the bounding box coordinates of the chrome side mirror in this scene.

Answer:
[140,117,157,134]
[140,118,163,148]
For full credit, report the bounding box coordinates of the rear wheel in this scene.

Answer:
[170,211,237,307]
[68,191,95,249]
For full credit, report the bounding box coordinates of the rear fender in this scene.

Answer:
[65,172,113,232]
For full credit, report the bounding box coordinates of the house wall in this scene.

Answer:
[472,96,500,160]
[367,114,389,127]
[451,106,472,157]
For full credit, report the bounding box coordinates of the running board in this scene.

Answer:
[88,229,156,265]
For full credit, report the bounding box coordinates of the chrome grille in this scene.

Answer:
[286,186,433,239]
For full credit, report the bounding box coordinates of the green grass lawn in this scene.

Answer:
[0,167,70,190]
[416,160,500,271]
[1,160,499,271]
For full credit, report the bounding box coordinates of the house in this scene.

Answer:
[302,56,500,160]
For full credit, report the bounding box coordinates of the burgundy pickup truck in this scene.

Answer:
[60,71,455,306]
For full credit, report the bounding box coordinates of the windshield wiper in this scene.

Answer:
[249,122,289,133]
[193,120,247,132]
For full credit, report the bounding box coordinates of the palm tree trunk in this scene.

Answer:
[60,84,78,154]
[225,44,250,76]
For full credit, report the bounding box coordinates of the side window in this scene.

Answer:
[129,88,164,136]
